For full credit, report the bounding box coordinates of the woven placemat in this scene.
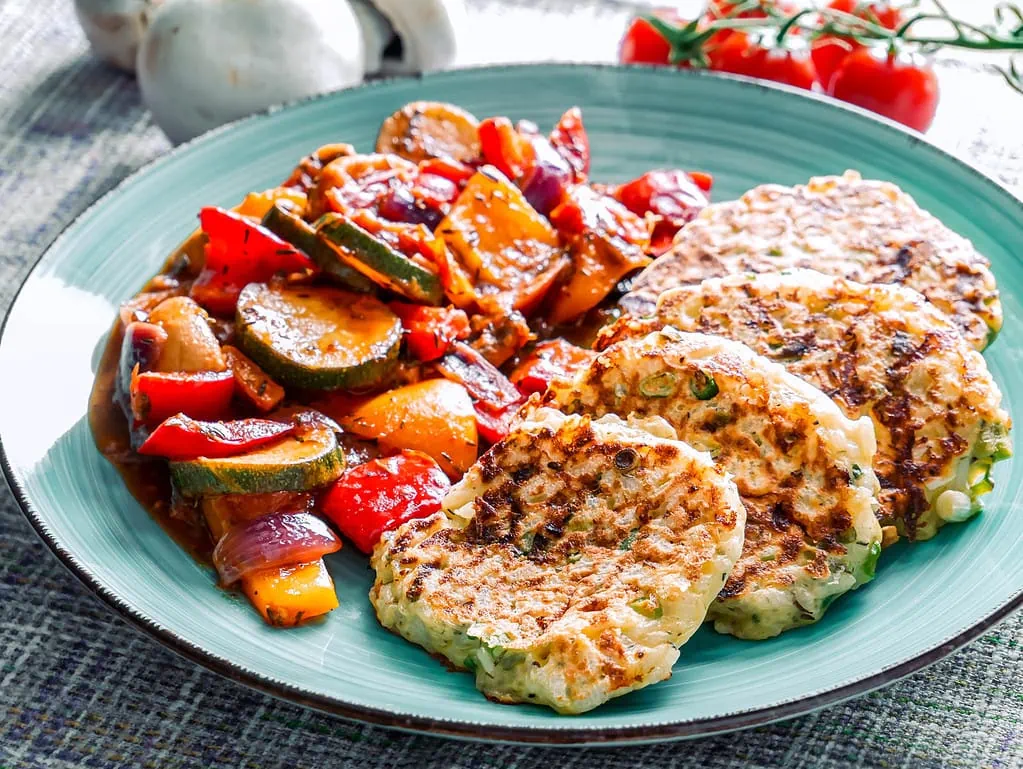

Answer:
[1,2,1022,767]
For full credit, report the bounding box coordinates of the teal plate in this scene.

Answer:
[2,65,1022,746]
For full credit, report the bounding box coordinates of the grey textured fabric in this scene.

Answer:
[2,1,1023,767]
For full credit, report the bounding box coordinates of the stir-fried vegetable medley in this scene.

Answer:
[101,101,712,626]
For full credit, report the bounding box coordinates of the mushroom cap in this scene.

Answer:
[370,0,463,74]
[137,0,365,144]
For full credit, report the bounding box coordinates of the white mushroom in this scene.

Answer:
[137,0,365,145]
[74,0,163,73]
[350,0,396,75]
[363,0,464,76]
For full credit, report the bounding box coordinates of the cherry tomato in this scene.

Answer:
[713,40,816,90]
[618,9,688,66]
[812,1,903,90]
[706,0,798,20]
[828,48,939,132]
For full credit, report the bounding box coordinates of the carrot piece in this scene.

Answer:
[223,345,286,412]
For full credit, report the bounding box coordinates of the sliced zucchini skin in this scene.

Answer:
[260,204,375,293]
[170,423,346,496]
[314,213,444,305]
[237,283,401,391]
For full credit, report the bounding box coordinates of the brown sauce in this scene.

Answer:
[88,320,215,563]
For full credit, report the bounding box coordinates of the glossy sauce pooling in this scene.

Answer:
[88,321,214,563]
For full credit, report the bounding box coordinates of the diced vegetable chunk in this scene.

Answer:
[236,284,401,391]
[130,368,235,427]
[170,416,346,496]
[244,561,339,627]
[389,303,471,362]
[189,207,314,317]
[138,414,295,460]
[315,213,444,304]
[148,297,227,374]
[212,511,341,585]
[260,203,374,293]
[322,450,451,553]
[436,167,567,311]
[376,101,481,164]
[223,345,286,413]
[340,379,478,478]
[510,339,596,396]
[548,187,652,324]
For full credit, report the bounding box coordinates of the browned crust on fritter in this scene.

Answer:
[599,272,1009,539]
[383,415,738,647]
[544,333,870,602]
[621,172,1001,351]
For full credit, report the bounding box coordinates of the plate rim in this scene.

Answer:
[2,62,1023,746]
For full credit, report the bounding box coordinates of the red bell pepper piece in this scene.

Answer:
[478,117,534,182]
[223,345,286,413]
[189,207,314,316]
[614,170,712,255]
[435,342,524,414]
[550,186,650,248]
[509,339,596,397]
[138,414,295,460]
[130,366,235,427]
[388,303,471,362]
[418,157,476,185]
[473,402,520,445]
[550,108,590,183]
[321,450,451,553]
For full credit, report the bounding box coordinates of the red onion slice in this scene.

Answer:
[212,511,341,585]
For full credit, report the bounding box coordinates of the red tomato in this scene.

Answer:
[812,1,903,89]
[828,48,939,132]
[321,450,451,554]
[618,9,687,66]
[713,40,816,90]
[706,0,798,19]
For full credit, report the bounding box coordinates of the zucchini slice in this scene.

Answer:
[237,283,401,391]
[261,203,375,293]
[314,213,444,305]
[170,419,346,496]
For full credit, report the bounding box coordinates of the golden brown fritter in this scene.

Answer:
[543,330,882,640]
[599,269,1012,541]
[621,171,1001,351]
[370,407,746,713]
